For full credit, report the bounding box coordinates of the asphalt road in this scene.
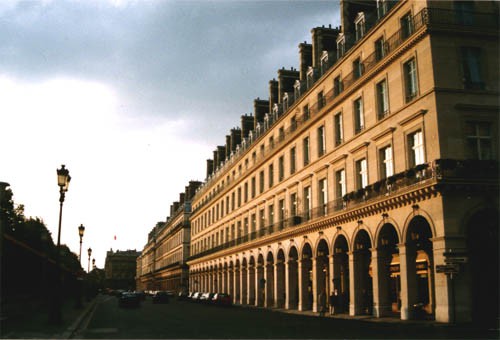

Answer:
[73,294,498,339]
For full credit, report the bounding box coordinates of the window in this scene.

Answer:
[231,192,235,210]
[283,95,289,112]
[318,91,325,110]
[251,177,256,198]
[294,81,301,99]
[320,52,329,75]
[334,112,343,146]
[404,58,418,102]
[278,199,285,229]
[319,178,328,216]
[337,35,345,59]
[259,170,265,193]
[260,144,265,156]
[377,79,389,119]
[353,58,363,79]
[303,186,311,221]
[303,136,310,166]
[290,193,297,217]
[379,146,394,178]
[318,125,326,157]
[377,0,388,19]
[354,98,365,133]
[461,47,483,89]
[290,147,296,174]
[303,104,310,121]
[268,204,274,227]
[465,122,492,160]
[279,126,285,142]
[251,214,256,234]
[401,12,413,39]
[307,68,315,89]
[356,158,368,189]
[355,14,365,41]
[259,209,265,229]
[454,1,475,25]
[375,37,386,61]
[268,163,274,188]
[334,76,343,96]
[335,169,346,199]
[237,187,241,207]
[269,136,274,149]
[408,130,425,167]
[278,156,285,181]
[243,182,248,203]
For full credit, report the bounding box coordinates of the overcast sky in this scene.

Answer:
[0,0,340,269]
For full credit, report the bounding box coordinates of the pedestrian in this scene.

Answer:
[329,292,335,315]
[330,289,339,315]
[318,290,326,317]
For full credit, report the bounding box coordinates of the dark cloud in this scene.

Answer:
[0,0,340,143]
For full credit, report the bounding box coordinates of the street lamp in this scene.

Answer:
[92,258,95,270]
[87,247,92,273]
[78,224,85,263]
[50,165,71,324]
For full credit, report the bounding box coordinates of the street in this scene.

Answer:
[72,294,498,339]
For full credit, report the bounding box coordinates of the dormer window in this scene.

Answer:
[294,80,301,99]
[336,33,345,59]
[320,51,329,75]
[377,0,388,19]
[283,93,292,112]
[306,67,315,89]
[355,12,366,41]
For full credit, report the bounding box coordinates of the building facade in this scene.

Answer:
[187,0,498,325]
[104,249,141,290]
[136,181,201,292]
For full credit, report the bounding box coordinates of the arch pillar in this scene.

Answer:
[312,257,318,312]
[398,243,416,320]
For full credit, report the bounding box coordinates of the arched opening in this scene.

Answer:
[405,216,434,319]
[248,256,256,305]
[333,235,349,313]
[276,249,286,308]
[466,208,499,327]
[287,246,299,309]
[234,260,240,304]
[377,223,400,316]
[353,229,373,315]
[315,239,330,312]
[265,252,275,307]
[300,243,313,311]
[223,263,228,294]
[257,254,265,306]
[228,261,234,300]
[241,258,248,304]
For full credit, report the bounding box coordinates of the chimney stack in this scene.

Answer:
[230,128,242,152]
[299,42,313,82]
[311,26,340,68]
[186,180,202,200]
[269,79,279,114]
[206,159,214,178]
[225,135,231,158]
[241,114,254,139]
[217,146,226,165]
[253,98,269,129]
[277,68,300,103]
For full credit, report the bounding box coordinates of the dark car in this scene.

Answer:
[212,293,232,306]
[118,292,141,308]
[178,291,189,301]
[190,292,202,302]
[199,292,215,304]
[152,291,170,304]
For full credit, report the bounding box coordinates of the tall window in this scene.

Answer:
[454,1,475,25]
[243,182,248,203]
[408,130,425,167]
[375,37,386,61]
[401,12,413,39]
[231,192,235,210]
[303,186,311,221]
[303,104,310,121]
[318,125,326,157]
[290,146,296,174]
[377,79,389,119]
[291,115,297,132]
[334,75,343,96]
[380,146,394,178]
[319,178,328,216]
[237,187,241,207]
[354,97,365,133]
[259,208,265,229]
[353,58,363,79]
[318,91,325,110]
[404,58,418,102]
[465,122,492,160]
[335,169,346,199]
[251,213,256,234]
[461,47,483,89]
[268,163,274,188]
[278,199,285,229]
[251,176,256,198]
[355,14,365,41]
[278,156,285,181]
[334,112,343,146]
[279,126,285,142]
[337,35,345,59]
[303,136,310,166]
[356,158,368,189]
[259,170,265,193]
[290,193,297,217]
[268,204,274,227]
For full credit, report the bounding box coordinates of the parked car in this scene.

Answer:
[165,290,176,297]
[178,291,189,301]
[134,291,146,300]
[118,292,141,308]
[190,292,202,301]
[152,291,170,304]
[200,292,215,303]
[212,293,232,306]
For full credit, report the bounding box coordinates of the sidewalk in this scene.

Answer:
[1,297,96,339]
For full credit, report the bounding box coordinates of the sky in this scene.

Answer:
[0,0,340,270]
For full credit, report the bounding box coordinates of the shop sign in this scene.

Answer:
[436,263,459,274]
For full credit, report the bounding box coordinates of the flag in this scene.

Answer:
[114,235,116,240]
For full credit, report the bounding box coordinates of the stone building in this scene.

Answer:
[136,181,201,292]
[187,0,498,326]
[104,249,141,290]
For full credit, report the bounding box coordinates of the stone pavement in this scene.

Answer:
[0,298,97,339]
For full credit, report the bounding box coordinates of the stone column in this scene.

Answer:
[298,259,304,311]
[348,251,357,316]
[284,260,290,309]
[371,248,385,317]
[312,257,318,312]
[398,243,416,320]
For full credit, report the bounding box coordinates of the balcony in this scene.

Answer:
[188,160,498,262]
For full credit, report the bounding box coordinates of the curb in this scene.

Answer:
[61,298,98,339]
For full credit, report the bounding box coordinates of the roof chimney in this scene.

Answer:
[206,159,214,178]
[311,26,340,68]
[241,115,254,139]
[269,79,279,114]
[253,98,269,129]
[299,42,313,82]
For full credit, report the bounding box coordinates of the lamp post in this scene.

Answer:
[92,258,95,270]
[50,165,71,324]
[78,224,85,263]
[87,247,92,273]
